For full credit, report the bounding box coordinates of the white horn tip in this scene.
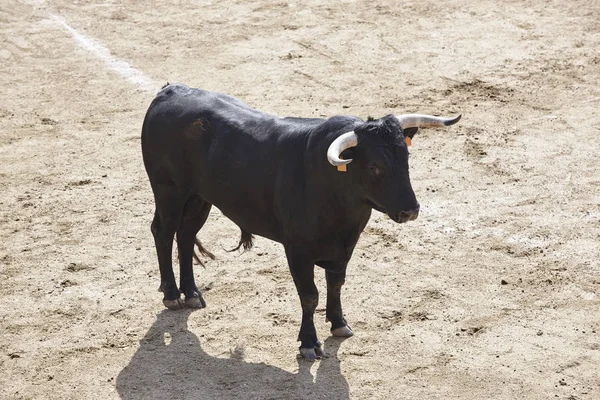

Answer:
[333,158,352,166]
[444,115,462,126]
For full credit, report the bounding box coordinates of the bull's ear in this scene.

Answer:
[340,147,356,160]
[403,127,418,139]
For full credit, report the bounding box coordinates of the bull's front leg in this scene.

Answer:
[325,269,354,337]
[285,251,324,360]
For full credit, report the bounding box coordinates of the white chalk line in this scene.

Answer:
[49,14,158,93]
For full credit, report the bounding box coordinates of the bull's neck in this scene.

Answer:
[305,129,372,233]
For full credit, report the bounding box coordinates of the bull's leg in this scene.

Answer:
[176,197,212,308]
[151,187,185,309]
[325,269,353,337]
[285,252,323,360]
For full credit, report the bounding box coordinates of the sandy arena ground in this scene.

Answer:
[1,0,599,399]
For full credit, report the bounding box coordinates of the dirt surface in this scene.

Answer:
[1,0,599,399]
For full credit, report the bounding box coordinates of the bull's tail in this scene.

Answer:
[226,228,254,253]
[192,237,215,268]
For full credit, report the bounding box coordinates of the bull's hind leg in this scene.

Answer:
[151,187,185,309]
[176,196,214,308]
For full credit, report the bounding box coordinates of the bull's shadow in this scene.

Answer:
[116,310,349,400]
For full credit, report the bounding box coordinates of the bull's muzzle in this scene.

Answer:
[389,206,420,223]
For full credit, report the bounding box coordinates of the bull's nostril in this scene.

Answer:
[391,208,420,223]
[404,208,419,221]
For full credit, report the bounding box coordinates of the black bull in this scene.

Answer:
[141,84,460,360]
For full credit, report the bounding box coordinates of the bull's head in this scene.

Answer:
[327,114,461,223]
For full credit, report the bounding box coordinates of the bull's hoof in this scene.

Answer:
[299,345,326,361]
[185,294,206,309]
[331,325,354,337]
[163,298,184,310]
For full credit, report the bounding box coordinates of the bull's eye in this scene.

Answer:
[368,165,381,176]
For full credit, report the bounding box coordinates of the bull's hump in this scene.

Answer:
[157,83,194,97]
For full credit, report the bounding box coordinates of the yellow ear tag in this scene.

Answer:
[337,164,347,172]
[405,136,412,146]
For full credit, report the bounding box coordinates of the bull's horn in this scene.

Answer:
[327,131,358,166]
[395,114,461,129]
